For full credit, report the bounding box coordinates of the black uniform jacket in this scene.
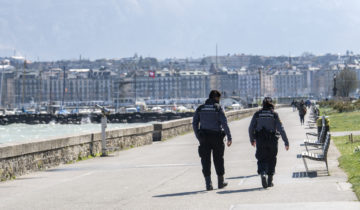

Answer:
[192,98,232,141]
[248,108,289,146]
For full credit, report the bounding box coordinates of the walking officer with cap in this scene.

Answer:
[248,97,289,188]
[193,90,232,191]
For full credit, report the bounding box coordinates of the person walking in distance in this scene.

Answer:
[291,100,296,112]
[248,97,289,188]
[192,90,232,191]
[298,100,307,125]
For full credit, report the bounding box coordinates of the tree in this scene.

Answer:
[336,68,358,97]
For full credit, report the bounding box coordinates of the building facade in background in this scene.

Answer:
[131,69,209,99]
[1,53,360,108]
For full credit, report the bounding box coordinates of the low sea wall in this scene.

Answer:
[0,125,153,181]
[0,105,288,181]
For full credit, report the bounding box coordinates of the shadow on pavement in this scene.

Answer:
[15,177,43,180]
[45,167,85,172]
[153,190,206,198]
[100,154,117,158]
[226,174,258,180]
[217,187,264,194]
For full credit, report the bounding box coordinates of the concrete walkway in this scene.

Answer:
[0,108,359,210]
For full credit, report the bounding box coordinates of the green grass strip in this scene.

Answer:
[320,108,360,132]
[333,135,360,200]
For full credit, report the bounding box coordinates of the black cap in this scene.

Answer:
[209,90,221,99]
[262,97,273,108]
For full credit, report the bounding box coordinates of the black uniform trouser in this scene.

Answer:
[198,130,225,177]
[299,114,305,124]
[255,139,278,176]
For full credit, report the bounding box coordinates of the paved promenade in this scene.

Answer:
[331,131,360,137]
[0,108,359,210]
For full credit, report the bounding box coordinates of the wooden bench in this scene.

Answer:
[302,133,331,176]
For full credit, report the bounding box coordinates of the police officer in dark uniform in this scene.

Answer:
[248,97,289,188]
[193,90,232,191]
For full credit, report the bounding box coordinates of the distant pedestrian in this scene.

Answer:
[248,97,289,188]
[192,90,232,191]
[291,100,297,112]
[298,100,307,125]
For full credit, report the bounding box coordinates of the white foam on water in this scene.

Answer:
[0,123,148,144]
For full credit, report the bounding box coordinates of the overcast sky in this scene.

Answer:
[1,0,360,61]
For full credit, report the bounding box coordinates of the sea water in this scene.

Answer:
[0,123,149,144]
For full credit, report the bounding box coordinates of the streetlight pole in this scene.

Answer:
[134,72,137,103]
[333,74,337,97]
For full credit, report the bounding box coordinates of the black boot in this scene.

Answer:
[261,173,268,189]
[267,175,274,187]
[217,176,228,189]
[205,176,213,191]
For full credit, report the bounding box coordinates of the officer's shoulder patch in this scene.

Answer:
[254,110,261,118]
[214,103,221,111]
